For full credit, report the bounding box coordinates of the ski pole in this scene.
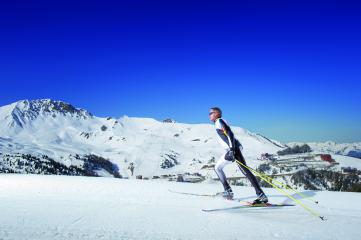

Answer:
[235,159,325,221]
[239,163,319,204]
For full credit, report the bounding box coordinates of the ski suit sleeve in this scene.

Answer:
[217,119,236,150]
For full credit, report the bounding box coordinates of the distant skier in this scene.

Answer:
[209,107,268,204]
[128,162,135,176]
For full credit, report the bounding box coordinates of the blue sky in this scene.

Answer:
[0,0,360,143]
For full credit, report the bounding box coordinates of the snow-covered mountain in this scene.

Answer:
[1,99,360,191]
[0,99,91,131]
[288,141,361,159]
[0,99,283,175]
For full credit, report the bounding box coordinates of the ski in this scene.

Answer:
[168,189,224,197]
[169,190,267,203]
[202,202,295,212]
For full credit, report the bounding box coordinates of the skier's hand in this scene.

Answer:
[225,149,235,162]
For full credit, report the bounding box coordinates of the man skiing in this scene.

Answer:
[209,107,268,204]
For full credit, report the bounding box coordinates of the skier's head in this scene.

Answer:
[209,107,222,122]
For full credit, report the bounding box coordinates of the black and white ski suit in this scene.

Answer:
[214,118,264,195]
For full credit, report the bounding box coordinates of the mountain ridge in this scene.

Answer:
[1,99,360,191]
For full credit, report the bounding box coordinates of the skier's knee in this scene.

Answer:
[214,165,219,174]
[214,163,222,175]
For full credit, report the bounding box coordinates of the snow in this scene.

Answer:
[289,141,361,158]
[332,154,361,170]
[1,99,361,192]
[2,100,360,179]
[0,174,360,240]
[0,99,284,179]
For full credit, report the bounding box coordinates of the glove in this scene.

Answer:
[225,148,235,162]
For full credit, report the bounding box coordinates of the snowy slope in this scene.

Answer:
[0,174,360,240]
[288,141,361,159]
[0,99,283,178]
[1,99,360,192]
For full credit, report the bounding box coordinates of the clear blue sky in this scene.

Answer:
[1,0,360,143]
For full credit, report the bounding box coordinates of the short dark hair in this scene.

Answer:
[210,107,222,116]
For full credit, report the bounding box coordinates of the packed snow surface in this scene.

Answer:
[0,174,360,240]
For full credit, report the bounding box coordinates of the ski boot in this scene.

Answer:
[222,188,234,200]
[252,192,268,205]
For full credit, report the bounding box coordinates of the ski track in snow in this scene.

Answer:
[0,174,360,240]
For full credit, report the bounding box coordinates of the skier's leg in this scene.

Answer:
[235,149,264,196]
[214,154,232,191]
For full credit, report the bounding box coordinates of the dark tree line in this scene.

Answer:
[0,153,121,178]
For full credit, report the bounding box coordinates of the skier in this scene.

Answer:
[209,107,268,204]
[128,162,135,176]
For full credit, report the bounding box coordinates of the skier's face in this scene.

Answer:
[209,110,220,122]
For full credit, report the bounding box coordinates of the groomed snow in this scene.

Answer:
[0,174,360,240]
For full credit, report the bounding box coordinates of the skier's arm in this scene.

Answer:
[218,119,236,150]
